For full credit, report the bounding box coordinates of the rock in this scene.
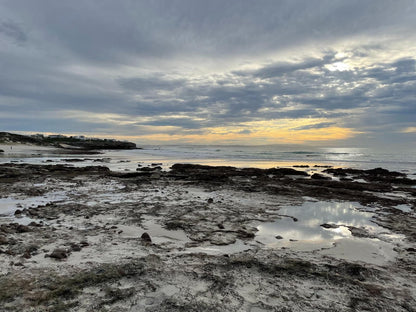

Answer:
[80,241,89,247]
[0,235,9,245]
[320,223,339,229]
[0,149,4,153]
[16,224,30,233]
[207,198,214,204]
[209,233,237,245]
[275,235,283,239]
[14,209,22,215]
[348,226,374,238]
[138,167,159,172]
[293,165,309,168]
[28,221,42,227]
[141,232,152,243]
[70,243,82,252]
[47,248,68,260]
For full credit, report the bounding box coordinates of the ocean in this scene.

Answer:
[1,144,416,177]
[105,145,416,174]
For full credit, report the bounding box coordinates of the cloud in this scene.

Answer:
[0,20,27,44]
[0,1,415,145]
[291,122,336,131]
[401,127,416,133]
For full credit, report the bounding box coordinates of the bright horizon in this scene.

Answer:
[1,1,415,147]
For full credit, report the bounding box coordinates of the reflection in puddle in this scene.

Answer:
[256,201,401,264]
[256,201,374,249]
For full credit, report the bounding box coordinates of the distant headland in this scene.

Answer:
[0,132,137,150]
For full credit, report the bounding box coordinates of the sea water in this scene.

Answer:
[105,145,416,175]
[1,144,416,175]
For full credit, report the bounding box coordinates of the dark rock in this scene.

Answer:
[0,149,4,153]
[266,168,309,176]
[275,235,283,239]
[293,165,309,168]
[14,209,22,215]
[406,247,416,252]
[207,198,214,204]
[138,167,159,172]
[80,241,89,247]
[71,243,82,252]
[47,248,68,260]
[16,224,30,233]
[141,232,152,243]
[28,221,42,227]
[320,223,339,229]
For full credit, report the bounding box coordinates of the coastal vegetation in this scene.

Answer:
[0,132,136,150]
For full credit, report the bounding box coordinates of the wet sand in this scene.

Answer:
[0,153,415,311]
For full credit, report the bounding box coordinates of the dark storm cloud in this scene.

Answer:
[0,0,415,143]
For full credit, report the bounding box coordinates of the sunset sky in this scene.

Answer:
[1,0,415,146]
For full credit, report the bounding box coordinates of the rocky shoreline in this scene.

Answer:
[0,163,415,311]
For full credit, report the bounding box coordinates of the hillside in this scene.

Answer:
[0,132,137,150]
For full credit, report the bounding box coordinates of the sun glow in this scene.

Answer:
[126,118,360,144]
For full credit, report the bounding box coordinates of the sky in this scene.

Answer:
[0,0,415,146]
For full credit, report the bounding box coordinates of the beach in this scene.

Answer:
[0,145,415,311]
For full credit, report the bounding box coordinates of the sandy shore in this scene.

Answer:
[0,159,415,311]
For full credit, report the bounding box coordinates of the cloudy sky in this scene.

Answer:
[1,0,415,146]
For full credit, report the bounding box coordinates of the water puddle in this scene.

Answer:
[256,201,401,264]
[394,204,413,213]
[139,218,190,247]
[185,239,252,255]
[0,191,68,225]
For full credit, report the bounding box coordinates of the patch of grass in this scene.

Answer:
[0,275,33,303]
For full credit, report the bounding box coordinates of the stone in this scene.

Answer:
[0,235,8,245]
[320,223,339,229]
[141,232,152,243]
[47,248,68,260]
[16,225,30,233]
[275,235,283,239]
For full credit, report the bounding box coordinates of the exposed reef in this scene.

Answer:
[0,163,415,311]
